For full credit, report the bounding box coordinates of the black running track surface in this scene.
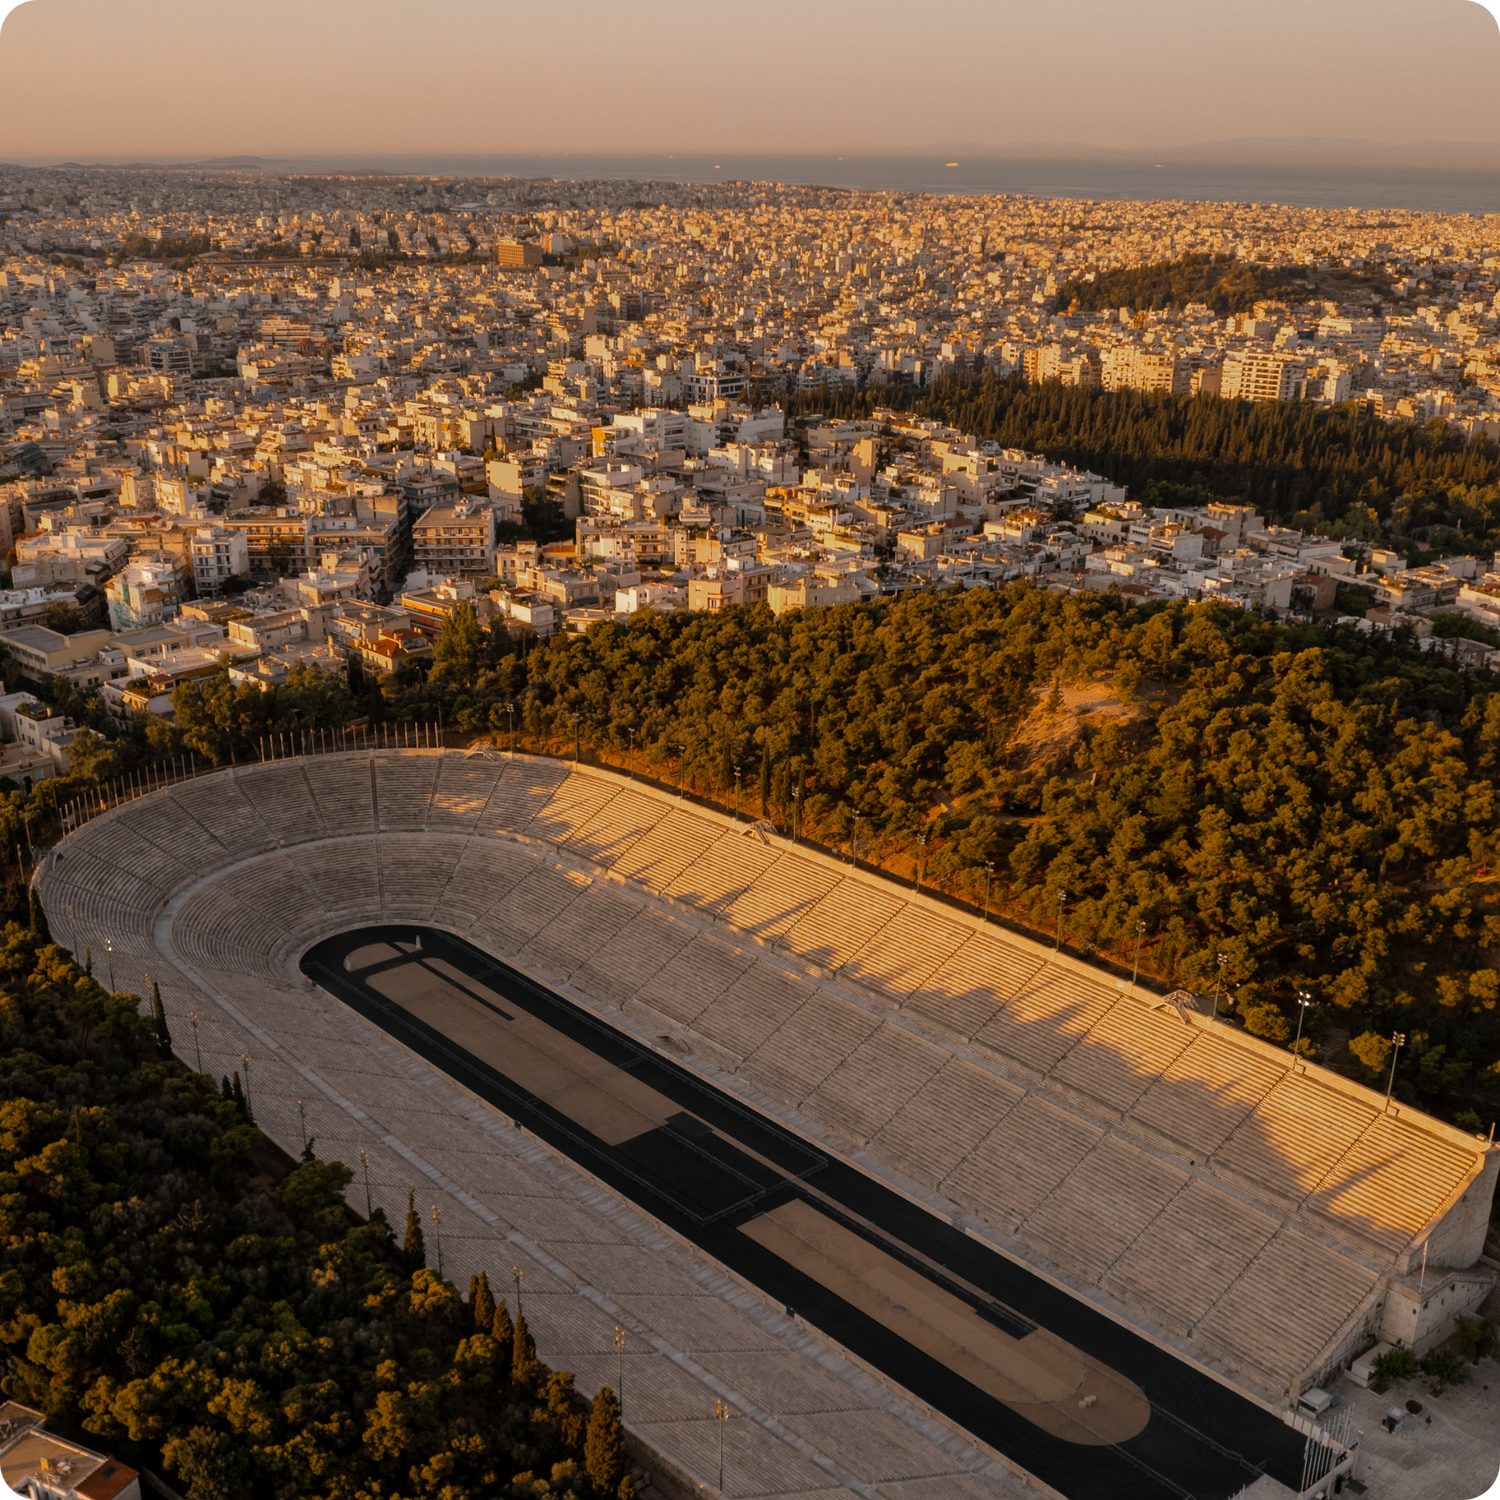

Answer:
[302,926,1307,1500]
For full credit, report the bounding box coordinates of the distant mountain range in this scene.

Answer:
[16,138,1500,174]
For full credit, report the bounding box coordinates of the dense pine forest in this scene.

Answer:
[0,924,633,1500]
[1054,253,1314,316]
[794,372,1500,540]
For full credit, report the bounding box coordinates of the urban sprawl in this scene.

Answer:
[5,163,1500,778]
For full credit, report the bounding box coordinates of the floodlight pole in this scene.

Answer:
[1054,891,1066,953]
[1131,920,1145,989]
[982,861,993,925]
[1386,1032,1406,1108]
[1292,990,1312,1066]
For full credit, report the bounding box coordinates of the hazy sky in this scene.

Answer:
[1,0,1499,161]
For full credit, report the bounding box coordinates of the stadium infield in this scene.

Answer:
[303,924,1309,1500]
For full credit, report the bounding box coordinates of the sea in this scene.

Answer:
[256,152,1500,215]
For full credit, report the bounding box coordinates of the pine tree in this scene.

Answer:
[492,1295,514,1348]
[151,982,171,1052]
[472,1270,495,1334]
[584,1386,625,1495]
[403,1191,425,1273]
[512,1309,540,1385]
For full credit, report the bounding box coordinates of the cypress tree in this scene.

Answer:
[492,1295,514,1348]
[472,1270,495,1334]
[512,1309,540,1385]
[584,1386,625,1495]
[231,1070,246,1111]
[403,1191,425,1273]
[220,1075,233,1101]
[151,982,171,1052]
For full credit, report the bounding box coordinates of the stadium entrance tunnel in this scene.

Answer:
[303,926,1308,1500]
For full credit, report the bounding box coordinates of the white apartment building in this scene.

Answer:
[106,560,181,630]
[1223,352,1305,402]
[190,525,250,594]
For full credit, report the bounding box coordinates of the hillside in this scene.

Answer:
[1055,253,1314,315]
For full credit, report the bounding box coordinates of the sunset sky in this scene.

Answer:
[1,0,1499,161]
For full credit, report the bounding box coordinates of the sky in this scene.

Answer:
[1,0,1499,162]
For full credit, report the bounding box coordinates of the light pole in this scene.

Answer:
[791,786,801,845]
[1292,990,1312,1064]
[430,1203,443,1278]
[675,745,687,802]
[360,1147,372,1217]
[982,861,993,925]
[1386,1032,1406,1107]
[851,814,861,869]
[1054,891,1066,953]
[627,727,635,781]
[512,1264,523,1316]
[733,765,741,821]
[1131,920,1145,990]
[914,834,926,894]
[614,1326,626,1419]
[106,937,114,994]
[715,1398,730,1495]
[297,1099,307,1153]
[188,1010,202,1072]
[1215,951,1228,1020]
[506,701,516,757]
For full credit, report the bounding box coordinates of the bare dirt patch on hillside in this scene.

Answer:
[1009,677,1148,780]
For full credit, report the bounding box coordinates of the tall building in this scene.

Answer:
[190,525,250,595]
[1223,352,1305,402]
[494,240,544,269]
[106,561,182,630]
[411,500,497,581]
[1101,345,1191,395]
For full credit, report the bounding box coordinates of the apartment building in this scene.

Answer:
[1223,352,1306,402]
[190,525,250,595]
[410,500,497,581]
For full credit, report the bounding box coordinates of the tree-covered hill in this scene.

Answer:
[0,926,634,1500]
[1055,253,1313,315]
